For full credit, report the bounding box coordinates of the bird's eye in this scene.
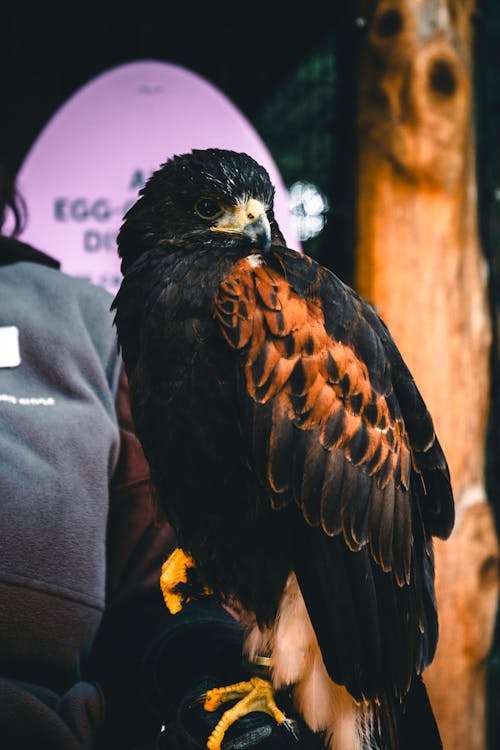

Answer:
[194,198,222,220]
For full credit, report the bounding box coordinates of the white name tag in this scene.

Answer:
[0,326,21,368]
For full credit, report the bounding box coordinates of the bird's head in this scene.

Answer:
[117,148,287,273]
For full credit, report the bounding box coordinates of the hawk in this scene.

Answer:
[112,148,454,750]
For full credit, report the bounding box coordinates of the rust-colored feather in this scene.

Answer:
[215,256,414,575]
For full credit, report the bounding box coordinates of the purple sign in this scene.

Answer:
[16,60,300,294]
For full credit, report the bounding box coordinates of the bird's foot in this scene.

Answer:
[203,676,294,750]
[159,547,196,614]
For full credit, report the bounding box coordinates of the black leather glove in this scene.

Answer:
[143,599,326,749]
[159,682,317,750]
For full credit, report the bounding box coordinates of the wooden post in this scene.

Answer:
[355,1,499,748]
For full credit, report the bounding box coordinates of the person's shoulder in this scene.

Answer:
[50,266,114,307]
[71,275,115,318]
[22,262,119,349]
[26,262,116,316]
[48,269,122,388]
[8,258,112,298]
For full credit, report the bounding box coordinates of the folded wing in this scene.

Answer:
[215,247,454,702]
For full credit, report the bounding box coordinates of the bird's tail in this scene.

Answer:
[266,573,374,750]
[375,674,442,750]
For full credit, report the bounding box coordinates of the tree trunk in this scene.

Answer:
[355,1,499,748]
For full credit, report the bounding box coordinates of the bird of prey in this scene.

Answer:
[112,148,454,750]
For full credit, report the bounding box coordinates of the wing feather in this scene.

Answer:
[215,252,422,581]
[300,432,327,527]
[320,448,345,536]
[268,399,295,495]
[215,247,453,701]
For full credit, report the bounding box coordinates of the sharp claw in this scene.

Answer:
[280,718,300,742]
[188,693,208,708]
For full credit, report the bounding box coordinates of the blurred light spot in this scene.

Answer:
[288,181,329,242]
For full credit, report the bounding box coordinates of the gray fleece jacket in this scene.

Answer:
[0,241,244,750]
[0,255,121,746]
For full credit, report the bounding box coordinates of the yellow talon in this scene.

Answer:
[159,548,195,614]
[204,677,289,750]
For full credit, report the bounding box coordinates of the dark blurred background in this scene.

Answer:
[475,4,500,748]
[1,4,362,282]
[2,1,499,747]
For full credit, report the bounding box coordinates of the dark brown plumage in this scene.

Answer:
[112,148,454,750]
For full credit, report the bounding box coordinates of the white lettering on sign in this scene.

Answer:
[15,60,300,296]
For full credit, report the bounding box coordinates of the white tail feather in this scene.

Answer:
[243,574,375,750]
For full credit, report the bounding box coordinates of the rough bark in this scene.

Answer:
[355,1,499,748]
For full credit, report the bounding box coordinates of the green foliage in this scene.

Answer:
[254,41,336,260]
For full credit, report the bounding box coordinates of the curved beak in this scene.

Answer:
[210,198,272,254]
[242,212,272,255]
